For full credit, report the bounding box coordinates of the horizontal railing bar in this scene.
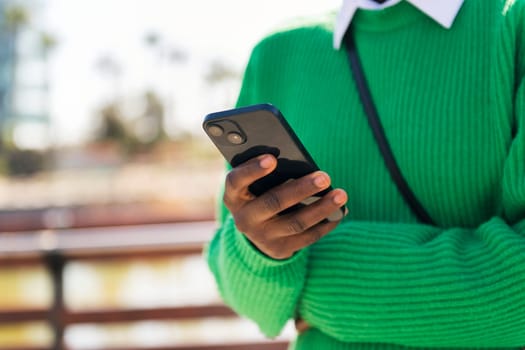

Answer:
[64,305,236,324]
[0,204,214,232]
[63,244,205,262]
[0,343,290,350]
[0,244,205,267]
[0,347,49,350]
[69,342,289,350]
[0,221,216,266]
[1,221,216,253]
[0,305,236,325]
[0,308,48,323]
[0,254,45,267]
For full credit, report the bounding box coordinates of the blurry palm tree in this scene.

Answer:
[143,31,188,64]
[96,104,129,143]
[144,31,160,48]
[204,59,239,84]
[40,31,58,54]
[143,31,187,139]
[205,59,240,108]
[4,4,29,28]
[133,90,166,145]
[94,90,167,156]
[95,54,123,101]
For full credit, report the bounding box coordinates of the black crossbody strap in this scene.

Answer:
[343,29,435,225]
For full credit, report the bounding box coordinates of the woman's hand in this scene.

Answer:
[223,154,348,260]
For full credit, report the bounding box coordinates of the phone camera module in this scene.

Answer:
[207,124,224,137]
[227,132,245,145]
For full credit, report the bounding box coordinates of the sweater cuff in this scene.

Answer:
[224,215,308,278]
[216,215,309,337]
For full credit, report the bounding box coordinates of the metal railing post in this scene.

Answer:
[44,249,65,350]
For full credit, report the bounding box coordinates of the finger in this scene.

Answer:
[273,189,348,237]
[295,318,311,334]
[271,220,339,259]
[258,190,347,259]
[223,154,277,209]
[245,171,333,222]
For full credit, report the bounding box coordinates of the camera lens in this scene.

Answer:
[207,124,224,137]
[227,132,245,145]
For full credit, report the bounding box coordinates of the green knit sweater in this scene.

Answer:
[206,0,525,348]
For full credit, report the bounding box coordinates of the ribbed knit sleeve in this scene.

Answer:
[205,44,309,337]
[300,218,525,347]
[206,214,307,337]
[298,3,525,347]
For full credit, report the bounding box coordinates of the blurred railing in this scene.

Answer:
[0,219,290,350]
[0,203,215,233]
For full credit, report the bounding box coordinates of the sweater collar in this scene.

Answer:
[333,0,465,49]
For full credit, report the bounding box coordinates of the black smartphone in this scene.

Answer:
[203,103,346,222]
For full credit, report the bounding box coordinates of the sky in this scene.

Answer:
[15,0,341,147]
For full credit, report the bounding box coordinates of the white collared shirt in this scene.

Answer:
[333,0,465,49]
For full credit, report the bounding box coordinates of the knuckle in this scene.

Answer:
[255,234,288,260]
[222,191,234,209]
[233,214,250,233]
[255,224,273,247]
[306,227,325,245]
[289,178,310,199]
[286,217,307,235]
[272,252,289,260]
[225,171,238,190]
[269,244,290,260]
[262,191,282,213]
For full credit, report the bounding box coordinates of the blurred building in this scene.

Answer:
[0,2,15,128]
[0,0,51,149]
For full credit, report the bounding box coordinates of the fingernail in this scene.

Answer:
[313,173,329,188]
[259,155,274,169]
[333,192,346,205]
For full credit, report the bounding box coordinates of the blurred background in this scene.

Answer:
[0,0,339,349]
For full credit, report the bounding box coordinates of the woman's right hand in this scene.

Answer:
[223,154,348,260]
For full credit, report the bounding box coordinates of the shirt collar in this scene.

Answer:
[333,0,465,49]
